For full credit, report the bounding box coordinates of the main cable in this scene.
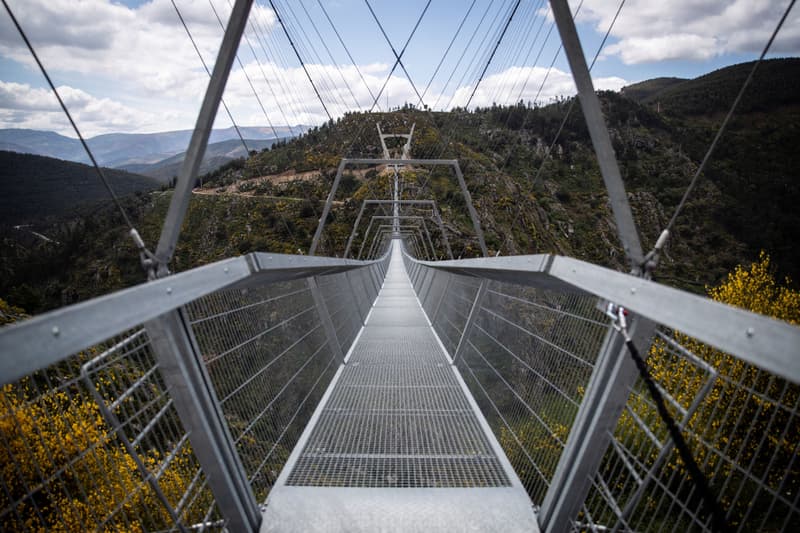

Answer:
[463,0,521,109]
[269,0,333,121]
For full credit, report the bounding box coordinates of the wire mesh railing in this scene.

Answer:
[0,327,223,532]
[186,280,332,502]
[403,246,800,532]
[406,258,608,504]
[579,326,800,532]
[0,251,388,531]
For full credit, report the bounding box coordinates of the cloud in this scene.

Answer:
[447,66,627,109]
[604,34,719,64]
[0,0,418,133]
[576,0,800,64]
[0,0,792,136]
[0,81,161,135]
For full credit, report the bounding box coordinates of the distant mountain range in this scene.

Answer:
[118,138,279,182]
[0,125,307,181]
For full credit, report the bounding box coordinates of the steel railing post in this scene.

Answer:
[451,281,489,364]
[145,310,260,532]
[538,316,657,532]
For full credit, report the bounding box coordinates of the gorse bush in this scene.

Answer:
[0,306,211,532]
[0,380,205,531]
[613,252,800,528]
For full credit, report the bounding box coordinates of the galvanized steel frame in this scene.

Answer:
[371,225,430,260]
[359,216,437,260]
[310,158,488,258]
[405,250,800,530]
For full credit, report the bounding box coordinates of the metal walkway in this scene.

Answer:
[261,241,539,532]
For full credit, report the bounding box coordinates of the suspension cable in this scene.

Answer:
[608,305,729,531]
[431,0,493,110]
[296,0,362,110]
[417,0,477,108]
[498,0,613,255]
[363,0,430,109]
[269,0,333,121]
[314,0,381,110]
[277,0,352,117]
[528,0,621,183]
[463,0,521,109]
[206,0,280,140]
[171,0,250,153]
[244,1,318,131]
[339,0,433,161]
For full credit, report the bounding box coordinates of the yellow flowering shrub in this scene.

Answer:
[615,252,800,526]
[0,379,208,532]
[0,302,209,531]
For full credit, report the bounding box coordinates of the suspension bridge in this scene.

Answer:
[1,0,799,532]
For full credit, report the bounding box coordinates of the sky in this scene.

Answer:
[0,0,797,137]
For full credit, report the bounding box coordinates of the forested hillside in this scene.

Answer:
[0,151,159,224]
[1,59,797,315]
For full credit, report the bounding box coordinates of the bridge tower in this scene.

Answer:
[377,123,415,235]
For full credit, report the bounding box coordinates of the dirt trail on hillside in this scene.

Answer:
[192,164,393,201]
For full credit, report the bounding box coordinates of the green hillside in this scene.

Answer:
[620,77,686,102]
[0,151,159,224]
[1,58,798,314]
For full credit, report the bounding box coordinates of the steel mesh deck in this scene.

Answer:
[285,247,510,488]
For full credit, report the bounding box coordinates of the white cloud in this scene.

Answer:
[0,0,417,134]
[0,0,269,134]
[575,0,800,64]
[0,0,794,136]
[604,34,719,64]
[447,66,627,109]
[0,81,161,134]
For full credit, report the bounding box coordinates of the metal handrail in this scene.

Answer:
[403,250,800,385]
[0,251,388,386]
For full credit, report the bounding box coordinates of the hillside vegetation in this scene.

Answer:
[0,151,159,225]
[1,58,797,314]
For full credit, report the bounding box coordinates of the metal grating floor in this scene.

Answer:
[285,246,509,488]
[263,242,538,532]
